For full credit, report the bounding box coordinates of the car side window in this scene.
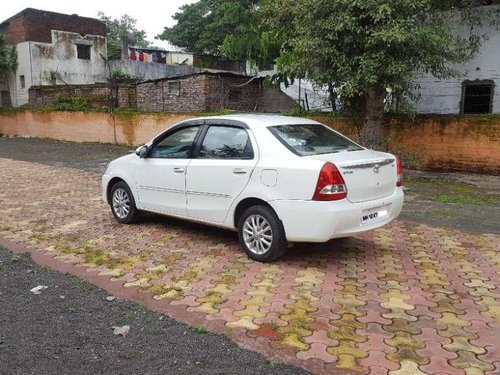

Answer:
[199,126,253,160]
[149,126,199,159]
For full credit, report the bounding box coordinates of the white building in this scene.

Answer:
[0,8,108,108]
[413,21,500,114]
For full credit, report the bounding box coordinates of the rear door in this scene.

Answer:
[186,123,257,223]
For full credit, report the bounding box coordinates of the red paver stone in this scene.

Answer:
[1,158,499,375]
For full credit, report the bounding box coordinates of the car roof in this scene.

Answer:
[195,113,321,128]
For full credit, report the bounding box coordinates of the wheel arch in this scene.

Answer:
[233,197,276,228]
[106,177,127,205]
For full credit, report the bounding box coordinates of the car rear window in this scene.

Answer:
[269,124,363,156]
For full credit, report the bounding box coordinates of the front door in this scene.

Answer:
[186,125,257,223]
[136,125,200,217]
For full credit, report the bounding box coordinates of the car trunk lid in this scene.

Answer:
[307,150,398,203]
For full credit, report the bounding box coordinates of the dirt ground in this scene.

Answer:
[0,135,499,234]
[0,248,308,375]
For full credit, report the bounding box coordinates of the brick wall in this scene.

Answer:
[260,87,298,113]
[28,84,133,109]
[27,75,297,113]
[0,15,25,45]
[136,73,297,113]
[206,75,261,112]
[137,75,208,113]
[0,8,106,44]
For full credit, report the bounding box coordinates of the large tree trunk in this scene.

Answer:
[360,87,386,150]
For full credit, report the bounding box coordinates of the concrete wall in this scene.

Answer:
[0,111,193,145]
[7,42,31,107]
[7,30,108,107]
[30,30,107,86]
[310,115,500,174]
[1,111,498,174]
[166,52,194,66]
[109,60,197,82]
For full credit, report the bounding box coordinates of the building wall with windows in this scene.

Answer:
[413,19,500,114]
[0,8,107,107]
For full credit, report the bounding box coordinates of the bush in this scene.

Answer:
[52,97,92,111]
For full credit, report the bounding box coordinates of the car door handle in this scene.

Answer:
[233,168,248,175]
[173,167,185,174]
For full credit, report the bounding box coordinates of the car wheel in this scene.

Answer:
[110,181,139,224]
[237,205,287,262]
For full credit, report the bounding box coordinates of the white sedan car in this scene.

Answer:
[102,114,404,262]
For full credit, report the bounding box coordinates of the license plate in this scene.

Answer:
[361,205,389,224]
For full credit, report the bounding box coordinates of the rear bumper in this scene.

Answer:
[269,189,404,242]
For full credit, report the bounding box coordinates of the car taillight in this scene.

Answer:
[396,156,403,187]
[312,162,347,201]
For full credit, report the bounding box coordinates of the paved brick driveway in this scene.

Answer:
[0,157,499,374]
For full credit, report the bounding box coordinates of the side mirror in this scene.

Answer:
[136,145,149,158]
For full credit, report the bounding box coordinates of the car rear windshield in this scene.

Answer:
[269,124,363,156]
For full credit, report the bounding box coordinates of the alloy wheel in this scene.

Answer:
[112,188,130,219]
[242,214,273,255]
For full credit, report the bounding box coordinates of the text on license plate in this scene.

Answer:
[361,205,389,224]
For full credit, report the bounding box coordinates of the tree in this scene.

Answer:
[98,12,150,60]
[158,0,276,68]
[261,0,499,148]
[0,35,17,84]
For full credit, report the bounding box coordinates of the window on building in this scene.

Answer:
[76,44,91,60]
[168,81,180,96]
[20,75,25,89]
[462,80,494,114]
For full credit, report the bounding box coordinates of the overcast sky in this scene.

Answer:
[0,0,197,49]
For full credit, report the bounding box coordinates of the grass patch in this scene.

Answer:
[432,209,460,219]
[268,357,283,369]
[148,285,172,296]
[40,265,52,273]
[69,275,97,291]
[193,325,208,334]
[405,176,498,206]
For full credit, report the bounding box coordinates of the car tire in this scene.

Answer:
[237,205,287,262]
[110,181,139,224]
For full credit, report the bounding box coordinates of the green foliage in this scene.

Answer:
[52,97,93,112]
[262,0,497,99]
[405,175,499,206]
[98,12,150,60]
[110,70,133,80]
[158,0,277,68]
[0,35,17,82]
[193,324,208,334]
[260,0,499,147]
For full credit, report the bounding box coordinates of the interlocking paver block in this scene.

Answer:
[1,157,499,375]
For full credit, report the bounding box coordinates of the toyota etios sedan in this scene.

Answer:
[102,114,404,262]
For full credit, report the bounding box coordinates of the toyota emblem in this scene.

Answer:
[373,164,380,174]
